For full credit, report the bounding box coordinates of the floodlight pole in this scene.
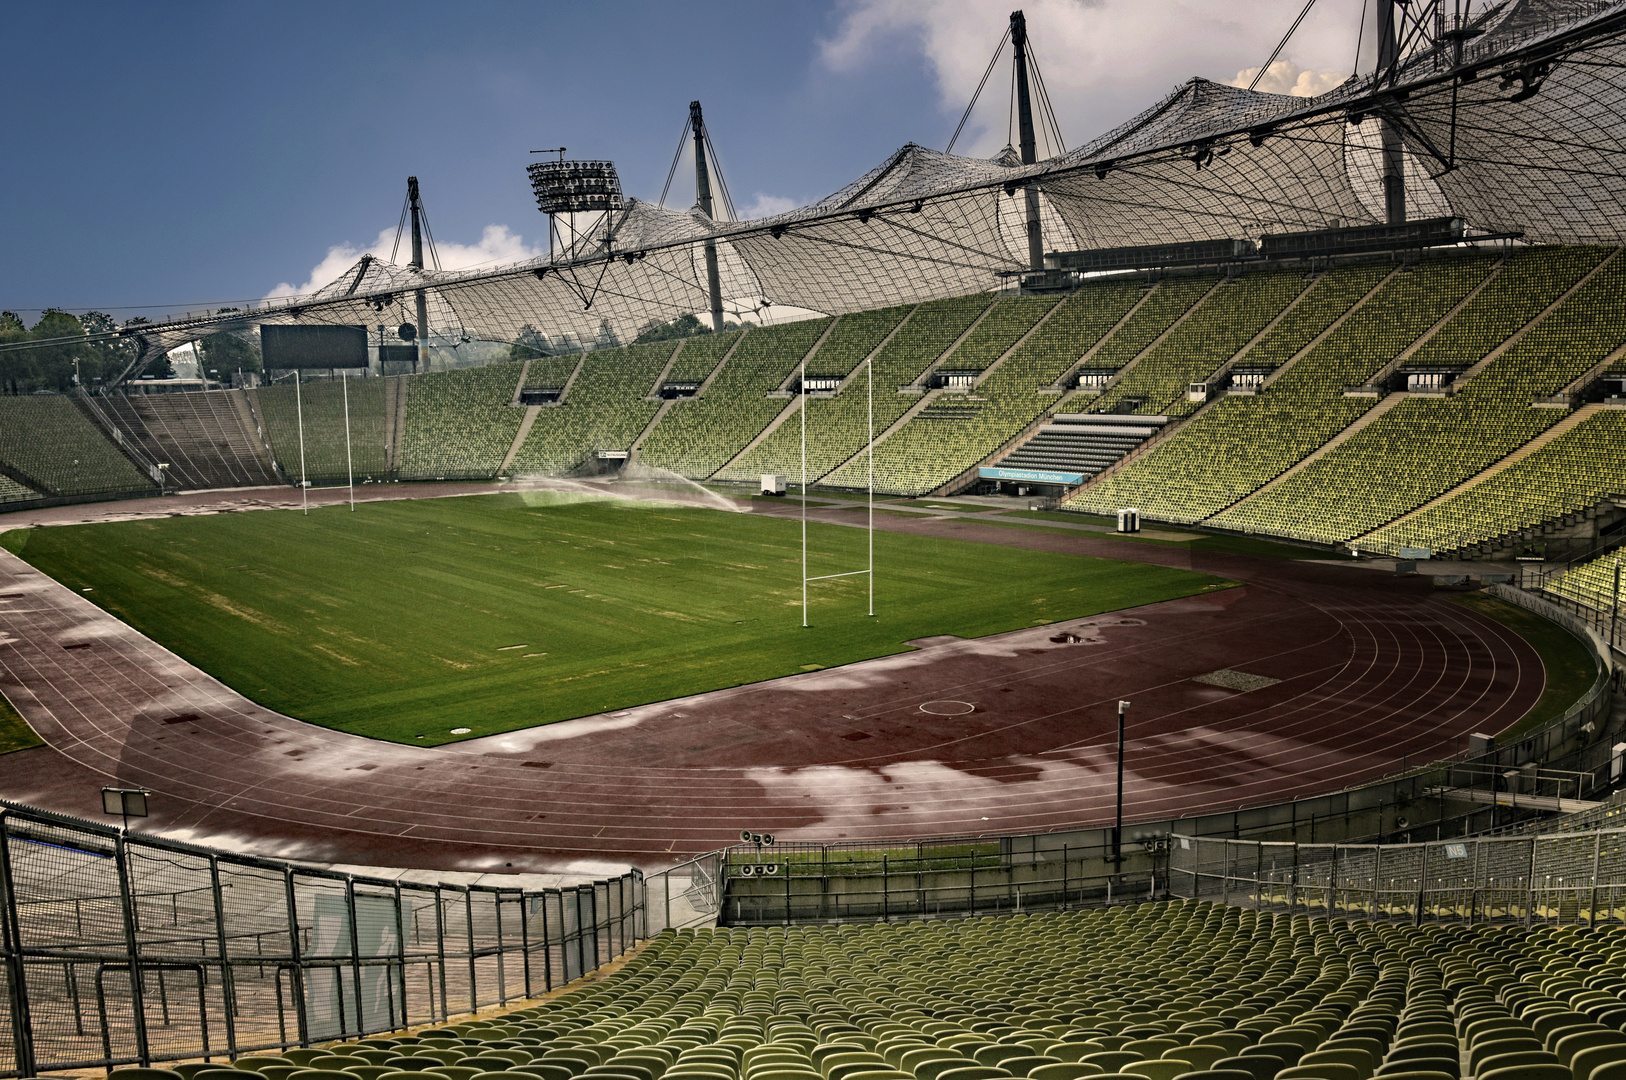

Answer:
[801,347,808,629]
[343,373,354,511]
[1113,700,1130,865]
[868,354,874,617]
[1376,1,1407,225]
[691,101,727,333]
[1011,10,1044,272]
[296,370,307,516]
[407,176,430,372]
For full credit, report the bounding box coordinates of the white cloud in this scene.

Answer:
[1230,59,1346,98]
[740,193,799,220]
[820,0,1366,157]
[266,223,546,299]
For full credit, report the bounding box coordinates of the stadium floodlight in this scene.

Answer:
[526,160,625,216]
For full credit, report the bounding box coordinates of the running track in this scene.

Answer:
[0,485,1542,874]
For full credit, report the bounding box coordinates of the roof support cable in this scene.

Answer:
[1248,0,1321,91]
[658,118,693,209]
[945,26,1011,154]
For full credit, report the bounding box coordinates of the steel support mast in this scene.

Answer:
[690,101,727,332]
[1377,1,1407,225]
[1011,10,1044,271]
[407,176,430,372]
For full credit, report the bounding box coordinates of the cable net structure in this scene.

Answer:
[108,0,1626,373]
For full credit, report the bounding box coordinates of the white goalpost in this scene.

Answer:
[800,345,875,628]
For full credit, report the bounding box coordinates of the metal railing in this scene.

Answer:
[717,832,1161,925]
[1169,827,1626,927]
[0,799,645,1077]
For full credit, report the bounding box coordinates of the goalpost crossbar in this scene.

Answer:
[804,570,872,583]
[801,333,875,628]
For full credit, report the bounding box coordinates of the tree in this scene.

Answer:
[634,313,710,343]
[0,312,31,396]
[78,311,139,388]
[29,309,87,392]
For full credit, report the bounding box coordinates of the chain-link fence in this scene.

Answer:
[0,800,646,1077]
[1169,828,1626,927]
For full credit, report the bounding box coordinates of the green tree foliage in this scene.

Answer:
[197,312,263,379]
[0,312,31,396]
[633,312,739,344]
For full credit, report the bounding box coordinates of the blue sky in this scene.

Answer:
[1,1,1372,321]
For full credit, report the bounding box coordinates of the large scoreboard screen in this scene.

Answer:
[260,324,369,369]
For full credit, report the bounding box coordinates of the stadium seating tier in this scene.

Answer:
[1208,248,1626,544]
[510,341,678,475]
[253,378,391,483]
[829,284,1147,494]
[640,320,833,478]
[722,296,991,489]
[1547,549,1626,610]
[667,332,744,384]
[187,898,1626,1080]
[398,362,529,481]
[1089,270,1310,418]
[1068,256,1494,524]
[1359,408,1626,556]
[0,396,154,497]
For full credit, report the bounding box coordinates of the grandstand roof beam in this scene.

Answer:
[1378,0,1407,224]
[691,100,727,333]
[1011,10,1044,271]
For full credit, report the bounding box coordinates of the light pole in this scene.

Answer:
[1113,700,1130,865]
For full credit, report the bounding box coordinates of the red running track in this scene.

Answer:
[0,486,1542,875]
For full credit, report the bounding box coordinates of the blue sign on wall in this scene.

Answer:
[979,467,1084,485]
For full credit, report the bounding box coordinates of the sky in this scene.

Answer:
[1,0,1382,323]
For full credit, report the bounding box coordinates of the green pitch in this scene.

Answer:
[1,493,1232,745]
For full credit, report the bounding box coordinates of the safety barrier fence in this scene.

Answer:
[1169,828,1626,927]
[0,799,644,1078]
[1521,559,1626,657]
[718,832,1159,925]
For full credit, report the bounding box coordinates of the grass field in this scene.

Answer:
[1,493,1233,745]
[1452,592,1598,739]
[0,691,42,756]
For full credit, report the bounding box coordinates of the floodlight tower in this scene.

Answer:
[407,176,429,372]
[1011,10,1044,272]
[1376,1,1407,224]
[691,101,727,332]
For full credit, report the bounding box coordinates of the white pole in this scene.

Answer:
[296,369,307,516]
[801,347,808,629]
[868,353,874,617]
[343,373,355,511]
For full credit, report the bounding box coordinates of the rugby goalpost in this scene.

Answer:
[800,344,874,628]
[293,369,358,516]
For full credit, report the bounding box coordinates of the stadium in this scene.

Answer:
[0,2,1625,1079]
